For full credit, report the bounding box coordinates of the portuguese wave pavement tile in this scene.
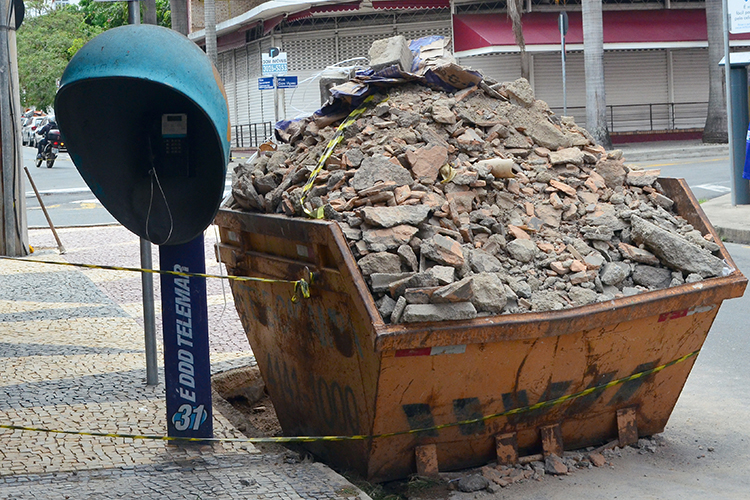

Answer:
[0,226,369,499]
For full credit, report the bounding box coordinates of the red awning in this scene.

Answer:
[288,1,362,22]
[453,9,750,52]
[373,0,450,10]
[263,14,284,35]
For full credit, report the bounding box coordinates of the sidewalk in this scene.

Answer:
[0,226,370,499]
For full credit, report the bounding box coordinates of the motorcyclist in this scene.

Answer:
[36,118,57,159]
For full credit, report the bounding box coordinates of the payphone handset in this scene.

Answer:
[154,113,190,177]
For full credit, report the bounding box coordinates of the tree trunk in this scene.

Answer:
[143,0,157,26]
[703,0,728,143]
[508,0,530,80]
[170,0,189,35]
[582,0,612,149]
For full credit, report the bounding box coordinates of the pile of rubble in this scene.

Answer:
[229,56,726,324]
[445,436,667,493]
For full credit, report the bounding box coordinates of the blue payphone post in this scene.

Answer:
[55,25,231,439]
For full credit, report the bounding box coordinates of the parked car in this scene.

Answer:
[22,116,45,147]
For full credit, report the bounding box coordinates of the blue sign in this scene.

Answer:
[277,76,298,89]
[258,76,274,90]
[160,235,213,439]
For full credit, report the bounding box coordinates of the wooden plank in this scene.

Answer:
[495,432,518,465]
[415,444,439,478]
[617,407,638,446]
[540,424,563,458]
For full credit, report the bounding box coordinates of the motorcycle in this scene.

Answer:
[36,129,64,168]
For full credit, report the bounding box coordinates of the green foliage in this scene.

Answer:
[16,0,172,111]
[17,9,102,110]
[77,0,171,30]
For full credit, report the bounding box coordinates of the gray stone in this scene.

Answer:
[582,225,615,241]
[368,35,414,72]
[390,296,407,323]
[421,234,465,268]
[600,261,631,286]
[627,169,660,187]
[428,265,455,285]
[508,278,532,299]
[595,159,627,188]
[377,295,397,320]
[567,286,598,307]
[686,273,704,283]
[431,104,456,124]
[457,474,490,493]
[530,290,565,312]
[506,239,538,263]
[545,454,568,475]
[358,252,402,276]
[470,273,508,313]
[549,147,585,166]
[528,119,573,151]
[397,244,419,272]
[632,265,672,289]
[361,205,431,228]
[505,78,535,107]
[370,272,415,293]
[432,277,474,303]
[469,249,503,273]
[350,154,414,192]
[363,225,419,252]
[402,302,478,323]
[630,215,725,278]
[584,252,606,270]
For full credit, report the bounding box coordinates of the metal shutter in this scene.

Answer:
[338,25,397,63]
[455,53,522,82]
[671,48,709,130]
[221,50,237,127]
[533,51,587,128]
[235,46,250,126]
[604,50,669,133]
[280,34,339,120]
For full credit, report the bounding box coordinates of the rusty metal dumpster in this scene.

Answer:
[214,177,746,483]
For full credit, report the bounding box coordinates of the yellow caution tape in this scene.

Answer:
[0,256,312,302]
[300,95,386,219]
[0,350,698,444]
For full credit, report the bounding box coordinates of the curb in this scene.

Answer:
[712,225,750,246]
[619,145,728,163]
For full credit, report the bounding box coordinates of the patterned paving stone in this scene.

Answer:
[0,226,370,500]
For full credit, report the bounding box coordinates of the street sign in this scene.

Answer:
[276,75,298,89]
[261,52,288,75]
[558,11,568,36]
[258,76,274,90]
[729,0,750,33]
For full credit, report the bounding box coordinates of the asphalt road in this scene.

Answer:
[22,146,116,228]
[632,155,732,201]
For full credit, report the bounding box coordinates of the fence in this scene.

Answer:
[232,122,274,148]
[549,102,708,135]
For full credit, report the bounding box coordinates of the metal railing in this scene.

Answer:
[232,122,274,148]
[549,102,708,134]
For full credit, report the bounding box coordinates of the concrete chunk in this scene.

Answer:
[402,302,477,323]
[369,35,413,72]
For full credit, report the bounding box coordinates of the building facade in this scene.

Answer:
[188,0,750,147]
